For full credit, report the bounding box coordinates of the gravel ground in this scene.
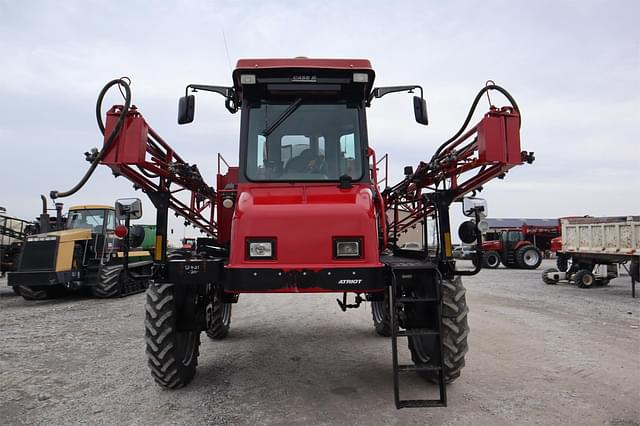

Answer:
[0,260,638,425]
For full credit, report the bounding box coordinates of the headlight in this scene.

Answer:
[246,239,275,259]
[334,238,363,259]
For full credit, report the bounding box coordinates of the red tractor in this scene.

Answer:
[478,223,559,269]
[50,58,532,408]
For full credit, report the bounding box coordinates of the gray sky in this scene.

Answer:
[0,0,638,243]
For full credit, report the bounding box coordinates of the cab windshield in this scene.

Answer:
[67,209,108,232]
[245,103,363,181]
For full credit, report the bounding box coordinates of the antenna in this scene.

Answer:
[222,28,232,74]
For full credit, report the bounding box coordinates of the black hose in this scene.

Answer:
[430,84,520,165]
[50,78,132,199]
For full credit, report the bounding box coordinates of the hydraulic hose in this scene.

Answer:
[50,78,132,199]
[429,84,520,165]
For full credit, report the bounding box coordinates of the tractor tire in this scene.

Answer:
[516,245,542,269]
[205,289,232,340]
[18,285,63,300]
[90,264,122,298]
[371,288,393,337]
[542,267,560,285]
[556,254,569,272]
[574,269,595,288]
[408,276,469,383]
[482,251,501,269]
[145,282,200,389]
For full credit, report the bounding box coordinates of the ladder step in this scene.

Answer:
[397,328,440,337]
[398,399,446,408]
[398,364,441,372]
[395,297,438,303]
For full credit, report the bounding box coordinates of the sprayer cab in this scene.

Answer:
[174,58,430,293]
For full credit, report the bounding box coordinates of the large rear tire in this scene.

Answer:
[371,288,392,337]
[90,264,122,298]
[408,276,469,383]
[516,245,542,269]
[205,289,232,340]
[145,282,200,389]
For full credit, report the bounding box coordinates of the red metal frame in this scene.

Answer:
[384,106,523,240]
[101,106,219,238]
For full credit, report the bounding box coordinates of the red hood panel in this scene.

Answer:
[228,183,381,268]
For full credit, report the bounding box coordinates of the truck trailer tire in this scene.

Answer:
[90,264,122,298]
[482,251,501,269]
[408,276,469,383]
[145,282,200,389]
[371,288,392,337]
[556,254,569,272]
[516,246,542,269]
[574,269,595,288]
[205,290,232,340]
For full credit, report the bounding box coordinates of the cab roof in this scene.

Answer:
[235,58,373,71]
[233,57,376,98]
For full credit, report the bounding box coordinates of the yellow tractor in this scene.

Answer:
[8,199,153,300]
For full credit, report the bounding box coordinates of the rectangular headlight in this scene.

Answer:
[353,72,369,83]
[246,239,275,259]
[240,74,256,84]
[334,238,363,259]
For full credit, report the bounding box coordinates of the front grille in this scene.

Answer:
[19,240,57,271]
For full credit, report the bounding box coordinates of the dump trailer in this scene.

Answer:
[8,202,153,299]
[542,216,640,296]
[50,58,533,408]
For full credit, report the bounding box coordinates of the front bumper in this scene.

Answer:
[7,270,80,287]
[225,267,386,292]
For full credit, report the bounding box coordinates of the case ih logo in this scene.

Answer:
[338,279,363,285]
[291,75,317,82]
[183,264,200,275]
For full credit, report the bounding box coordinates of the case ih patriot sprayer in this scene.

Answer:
[50,58,533,408]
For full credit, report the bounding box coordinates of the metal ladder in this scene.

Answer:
[389,265,447,408]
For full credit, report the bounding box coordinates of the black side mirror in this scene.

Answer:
[413,96,428,125]
[178,95,195,124]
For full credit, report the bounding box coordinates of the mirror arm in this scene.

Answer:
[185,84,231,98]
[367,85,423,106]
[185,84,239,113]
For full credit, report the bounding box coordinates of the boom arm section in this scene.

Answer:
[384,106,534,240]
[100,105,218,238]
